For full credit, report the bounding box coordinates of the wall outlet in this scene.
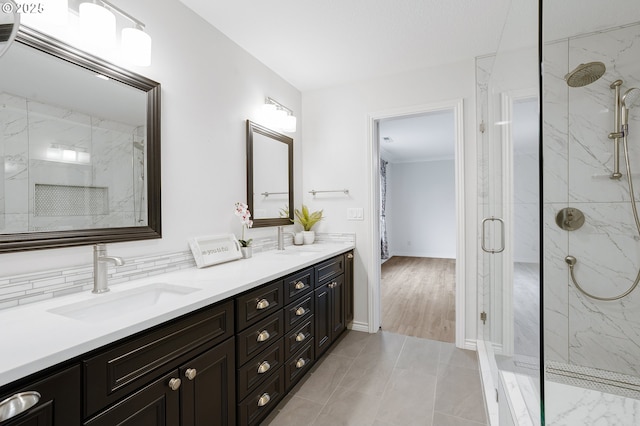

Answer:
[347,208,364,221]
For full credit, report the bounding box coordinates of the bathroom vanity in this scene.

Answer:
[0,244,354,425]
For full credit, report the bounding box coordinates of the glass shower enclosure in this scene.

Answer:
[478,0,640,424]
[542,0,640,423]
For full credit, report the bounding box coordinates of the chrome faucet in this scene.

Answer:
[92,244,124,293]
[277,226,285,250]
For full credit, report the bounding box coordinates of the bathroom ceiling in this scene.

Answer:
[178,0,640,92]
[178,0,516,91]
[379,110,455,164]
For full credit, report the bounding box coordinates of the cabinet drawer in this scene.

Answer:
[284,294,313,332]
[236,311,284,366]
[84,300,233,417]
[284,317,314,360]
[236,280,283,331]
[285,339,314,391]
[315,254,344,286]
[283,268,313,304]
[237,366,285,426]
[237,339,285,401]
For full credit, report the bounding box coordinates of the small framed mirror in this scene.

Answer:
[0,27,161,252]
[246,120,293,227]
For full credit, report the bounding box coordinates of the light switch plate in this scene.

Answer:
[347,208,364,221]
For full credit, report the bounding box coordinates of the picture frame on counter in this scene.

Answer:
[188,234,243,268]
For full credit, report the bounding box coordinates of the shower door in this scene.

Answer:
[476,1,541,423]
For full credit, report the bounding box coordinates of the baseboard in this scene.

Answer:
[390,251,456,259]
[464,338,477,351]
[349,321,370,333]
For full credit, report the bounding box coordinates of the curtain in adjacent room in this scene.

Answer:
[380,159,389,260]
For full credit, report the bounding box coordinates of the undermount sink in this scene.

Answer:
[48,283,200,322]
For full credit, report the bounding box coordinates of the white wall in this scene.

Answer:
[0,0,302,275]
[302,60,478,341]
[387,160,456,258]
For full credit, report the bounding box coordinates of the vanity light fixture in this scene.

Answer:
[46,144,91,164]
[23,0,152,66]
[79,2,116,49]
[80,0,152,65]
[20,0,68,27]
[263,97,297,133]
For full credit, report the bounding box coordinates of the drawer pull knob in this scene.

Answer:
[168,378,181,391]
[257,330,271,342]
[256,299,270,310]
[296,358,306,369]
[347,253,354,259]
[295,332,306,342]
[294,281,305,290]
[295,307,306,316]
[185,368,197,380]
[328,282,337,289]
[257,361,271,374]
[257,393,271,407]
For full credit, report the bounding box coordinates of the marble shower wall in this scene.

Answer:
[543,23,640,378]
[0,93,144,232]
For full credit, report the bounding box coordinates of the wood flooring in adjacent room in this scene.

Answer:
[380,256,455,343]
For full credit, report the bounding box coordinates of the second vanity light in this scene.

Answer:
[262,97,297,133]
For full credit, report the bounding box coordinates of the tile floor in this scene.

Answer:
[263,330,488,426]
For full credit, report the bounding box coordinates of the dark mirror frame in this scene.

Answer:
[246,120,293,227]
[0,27,161,252]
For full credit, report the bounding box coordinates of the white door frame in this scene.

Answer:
[367,99,466,347]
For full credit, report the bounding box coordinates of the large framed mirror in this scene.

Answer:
[246,120,293,227]
[0,27,161,252]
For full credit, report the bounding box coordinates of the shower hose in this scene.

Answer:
[566,131,640,301]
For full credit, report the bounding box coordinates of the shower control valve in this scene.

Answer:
[555,207,585,231]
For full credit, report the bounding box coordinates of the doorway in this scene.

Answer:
[367,99,466,347]
[378,110,457,342]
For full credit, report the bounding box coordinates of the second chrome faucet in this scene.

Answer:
[93,244,124,293]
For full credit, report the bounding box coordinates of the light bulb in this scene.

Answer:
[122,27,152,66]
[79,3,116,49]
[282,115,297,133]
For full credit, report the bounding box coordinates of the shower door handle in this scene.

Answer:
[481,217,505,254]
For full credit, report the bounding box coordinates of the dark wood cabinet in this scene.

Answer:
[84,301,235,426]
[345,250,354,323]
[0,365,81,426]
[315,274,345,357]
[179,337,236,426]
[84,369,180,426]
[2,249,354,426]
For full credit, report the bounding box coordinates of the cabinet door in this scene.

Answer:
[345,251,354,323]
[84,370,180,426]
[314,283,331,357]
[0,365,81,426]
[180,337,235,426]
[330,275,345,339]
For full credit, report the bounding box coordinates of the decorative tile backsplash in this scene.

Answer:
[0,232,355,311]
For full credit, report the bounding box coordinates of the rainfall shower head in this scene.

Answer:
[565,62,606,87]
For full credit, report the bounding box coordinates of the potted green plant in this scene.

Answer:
[294,205,323,244]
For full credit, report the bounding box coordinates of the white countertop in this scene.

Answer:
[0,242,354,387]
